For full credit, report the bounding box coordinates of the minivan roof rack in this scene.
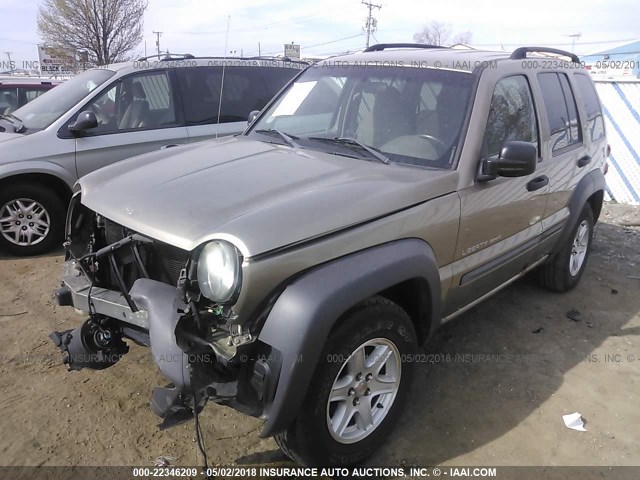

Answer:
[364,43,445,52]
[510,47,580,63]
[137,53,195,61]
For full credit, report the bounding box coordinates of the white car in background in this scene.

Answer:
[0,55,306,255]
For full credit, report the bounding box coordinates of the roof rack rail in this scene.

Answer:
[510,47,579,63]
[243,55,309,63]
[364,43,445,52]
[137,53,195,61]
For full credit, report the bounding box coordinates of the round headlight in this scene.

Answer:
[197,240,241,303]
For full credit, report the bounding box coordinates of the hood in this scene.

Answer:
[0,131,24,143]
[79,136,458,256]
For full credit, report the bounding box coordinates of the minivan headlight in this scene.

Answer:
[196,240,241,303]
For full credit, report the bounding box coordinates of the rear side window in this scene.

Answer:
[176,66,299,125]
[537,72,582,154]
[574,73,605,142]
[483,75,538,158]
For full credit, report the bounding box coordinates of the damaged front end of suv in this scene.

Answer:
[52,192,276,430]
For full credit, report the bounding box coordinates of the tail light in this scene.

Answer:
[606,144,611,157]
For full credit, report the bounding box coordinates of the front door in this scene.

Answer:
[447,74,549,314]
[74,70,189,178]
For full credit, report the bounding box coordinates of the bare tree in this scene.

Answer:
[413,21,451,46]
[38,0,148,66]
[452,31,473,45]
[414,22,473,47]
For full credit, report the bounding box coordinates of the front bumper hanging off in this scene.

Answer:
[53,248,198,427]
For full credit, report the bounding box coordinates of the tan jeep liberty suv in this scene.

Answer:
[51,44,608,466]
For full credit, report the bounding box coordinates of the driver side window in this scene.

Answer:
[483,75,538,158]
[83,71,176,133]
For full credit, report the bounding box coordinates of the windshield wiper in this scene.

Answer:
[255,129,300,149]
[6,113,26,133]
[307,136,389,164]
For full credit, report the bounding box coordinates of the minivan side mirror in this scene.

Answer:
[478,141,537,181]
[69,111,98,133]
[247,110,260,125]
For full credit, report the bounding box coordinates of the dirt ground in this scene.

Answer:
[0,202,638,471]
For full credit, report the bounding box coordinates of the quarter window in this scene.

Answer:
[483,75,538,158]
[537,72,583,153]
[574,73,605,142]
[176,66,300,125]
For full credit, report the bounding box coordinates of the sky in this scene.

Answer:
[0,0,639,65]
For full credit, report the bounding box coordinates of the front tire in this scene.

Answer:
[275,296,417,466]
[0,183,66,256]
[537,204,594,292]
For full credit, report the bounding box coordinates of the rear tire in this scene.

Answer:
[275,296,417,466]
[537,204,594,292]
[0,183,66,256]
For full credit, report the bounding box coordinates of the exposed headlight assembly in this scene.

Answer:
[196,240,242,303]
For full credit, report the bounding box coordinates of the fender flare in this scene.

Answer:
[552,168,605,254]
[257,238,441,437]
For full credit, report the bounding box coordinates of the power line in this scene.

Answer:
[164,7,360,36]
[471,38,638,48]
[256,33,365,57]
[567,33,582,52]
[361,1,381,48]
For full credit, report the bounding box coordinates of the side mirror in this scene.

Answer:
[247,110,260,125]
[69,111,98,133]
[478,141,536,181]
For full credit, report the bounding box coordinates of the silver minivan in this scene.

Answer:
[0,56,306,255]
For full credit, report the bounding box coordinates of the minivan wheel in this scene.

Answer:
[274,296,417,466]
[537,204,594,292]
[0,184,66,256]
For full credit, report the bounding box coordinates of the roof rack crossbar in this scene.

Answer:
[137,53,195,61]
[510,47,580,63]
[364,43,445,52]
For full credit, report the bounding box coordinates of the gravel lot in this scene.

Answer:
[0,202,638,472]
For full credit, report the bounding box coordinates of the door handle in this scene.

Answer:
[577,155,591,167]
[160,144,179,150]
[527,175,549,191]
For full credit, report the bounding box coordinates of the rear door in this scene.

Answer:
[73,69,189,178]
[175,65,301,142]
[533,72,589,237]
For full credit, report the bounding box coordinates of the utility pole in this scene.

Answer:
[567,33,582,52]
[258,42,261,56]
[4,52,14,73]
[153,31,163,56]
[362,1,381,48]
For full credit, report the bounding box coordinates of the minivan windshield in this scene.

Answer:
[249,64,474,169]
[10,68,115,131]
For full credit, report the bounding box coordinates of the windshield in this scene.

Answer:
[10,69,116,131]
[249,64,474,169]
